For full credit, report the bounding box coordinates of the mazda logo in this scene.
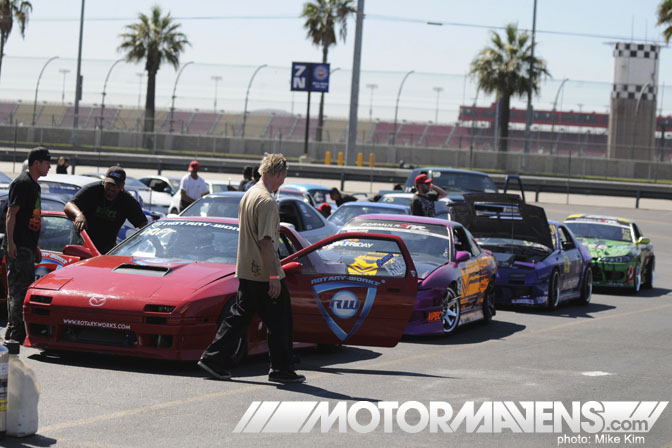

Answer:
[89,296,106,307]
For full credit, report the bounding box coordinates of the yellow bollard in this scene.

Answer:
[369,153,376,168]
[357,152,363,167]
[337,152,344,166]
[325,151,331,165]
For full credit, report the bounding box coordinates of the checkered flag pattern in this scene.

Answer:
[612,84,656,101]
[613,43,659,59]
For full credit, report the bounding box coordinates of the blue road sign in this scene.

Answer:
[291,62,330,92]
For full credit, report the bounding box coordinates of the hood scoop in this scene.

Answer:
[112,263,171,277]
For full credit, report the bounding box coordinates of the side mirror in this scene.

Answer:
[636,237,650,245]
[562,241,574,251]
[282,261,302,275]
[63,245,95,260]
[455,251,470,263]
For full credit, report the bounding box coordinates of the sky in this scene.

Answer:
[0,0,670,124]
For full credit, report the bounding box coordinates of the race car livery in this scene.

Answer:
[564,214,654,292]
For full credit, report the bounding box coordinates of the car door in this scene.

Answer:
[452,226,484,314]
[282,232,418,347]
[557,224,582,290]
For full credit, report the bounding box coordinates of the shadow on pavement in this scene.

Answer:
[403,319,526,346]
[498,301,616,318]
[1,434,58,448]
[594,286,671,298]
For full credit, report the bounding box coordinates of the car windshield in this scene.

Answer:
[210,183,230,193]
[379,195,412,206]
[125,177,150,190]
[342,219,452,266]
[431,172,497,193]
[39,215,83,252]
[328,205,407,227]
[181,196,240,218]
[0,172,12,183]
[109,220,240,263]
[565,222,632,242]
[38,181,81,198]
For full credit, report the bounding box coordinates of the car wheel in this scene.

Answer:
[441,286,461,334]
[481,279,496,324]
[578,268,592,305]
[643,259,655,289]
[631,263,642,294]
[547,270,561,310]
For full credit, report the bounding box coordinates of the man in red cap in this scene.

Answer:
[316,202,332,218]
[179,160,209,212]
[410,173,447,217]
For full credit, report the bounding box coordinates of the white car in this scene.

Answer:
[140,175,238,215]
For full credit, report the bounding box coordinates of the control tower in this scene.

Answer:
[607,42,659,160]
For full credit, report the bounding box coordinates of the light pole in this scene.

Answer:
[32,56,59,126]
[522,0,538,155]
[169,61,194,133]
[392,70,414,145]
[136,73,143,109]
[469,87,481,168]
[100,58,124,130]
[432,86,443,123]
[366,83,378,122]
[59,69,70,105]
[211,75,222,113]
[550,78,569,154]
[73,0,85,129]
[241,64,267,138]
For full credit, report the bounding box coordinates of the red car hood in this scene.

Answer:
[31,256,236,309]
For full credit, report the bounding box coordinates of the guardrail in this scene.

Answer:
[1,147,670,208]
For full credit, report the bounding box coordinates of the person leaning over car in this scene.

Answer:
[329,187,357,207]
[65,166,147,254]
[198,152,306,384]
[410,173,447,217]
[179,160,210,212]
[4,147,51,343]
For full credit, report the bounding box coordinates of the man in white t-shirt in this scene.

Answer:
[179,160,209,212]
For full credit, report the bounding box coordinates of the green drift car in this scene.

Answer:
[563,215,654,293]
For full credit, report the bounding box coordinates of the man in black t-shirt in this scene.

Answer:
[65,166,148,254]
[410,173,447,217]
[4,147,51,343]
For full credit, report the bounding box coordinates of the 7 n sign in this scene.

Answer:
[291,62,329,92]
[292,63,308,90]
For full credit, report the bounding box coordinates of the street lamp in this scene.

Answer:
[366,83,378,122]
[211,75,222,113]
[169,61,194,133]
[469,87,481,168]
[136,73,144,109]
[32,56,59,126]
[550,78,569,154]
[432,86,443,123]
[523,0,538,155]
[241,64,267,138]
[99,58,124,130]
[392,70,414,145]
[59,69,70,105]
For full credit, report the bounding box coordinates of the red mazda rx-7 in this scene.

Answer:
[23,217,418,362]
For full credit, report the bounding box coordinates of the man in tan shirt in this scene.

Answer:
[198,153,305,384]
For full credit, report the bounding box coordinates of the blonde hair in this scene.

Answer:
[258,153,288,176]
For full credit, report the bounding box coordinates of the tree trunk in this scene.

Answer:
[316,45,328,142]
[497,93,510,153]
[0,32,5,85]
[143,69,156,149]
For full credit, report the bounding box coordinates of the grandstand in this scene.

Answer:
[321,118,348,142]
[211,113,243,136]
[0,102,18,125]
[289,118,318,140]
[160,110,192,133]
[188,112,219,134]
[396,123,427,146]
[114,108,143,131]
[84,106,120,130]
[266,114,297,139]
[422,124,453,147]
[369,121,396,144]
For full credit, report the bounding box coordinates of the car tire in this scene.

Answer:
[631,263,642,294]
[441,286,461,334]
[547,270,561,310]
[643,259,655,289]
[481,279,496,324]
[578,268,592,306]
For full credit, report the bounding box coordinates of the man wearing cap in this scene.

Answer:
[179,160,209,212]
[410,173,447,217]
[65,166,147,254]
[4,147,51,342]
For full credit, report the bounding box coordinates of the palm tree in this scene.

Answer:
[0,0,32,83]
[657,0,672,42]
[301,0,355,142]
[469,23,549,153]
[118,6,189,147]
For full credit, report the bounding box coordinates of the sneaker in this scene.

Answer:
[268,370,306,384]
[197,359,232,380]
